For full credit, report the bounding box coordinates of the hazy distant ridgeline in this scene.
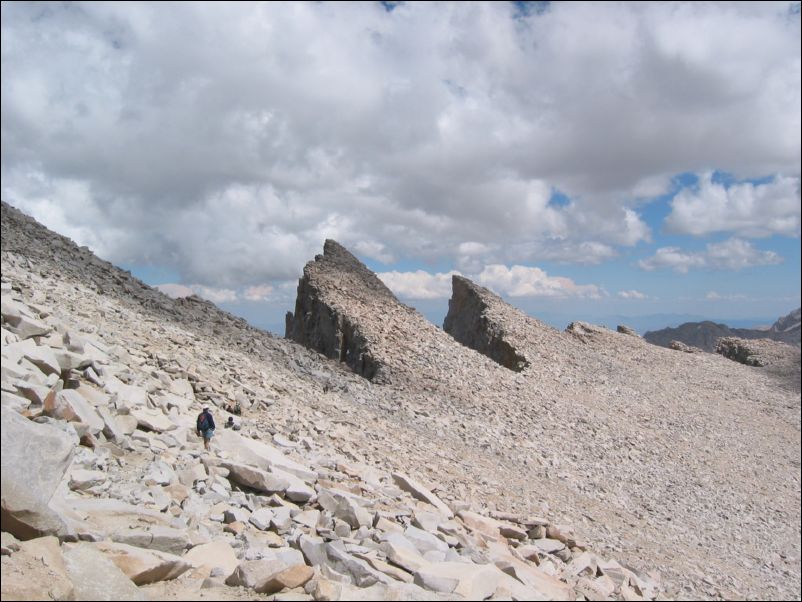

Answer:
[643,308,801,352]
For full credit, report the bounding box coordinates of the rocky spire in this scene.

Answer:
[443,275,530,372]
[285,240,394,380]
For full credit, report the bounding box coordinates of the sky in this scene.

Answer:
[2,1,800,335]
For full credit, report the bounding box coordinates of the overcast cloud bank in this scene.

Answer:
[2,1,799,317]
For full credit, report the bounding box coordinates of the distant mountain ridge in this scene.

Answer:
[769,307,801,334]
[644,308,801,351]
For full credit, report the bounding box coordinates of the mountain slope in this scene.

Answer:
[769,307,801,336]
[286,240,800,600]
[2,201,659,601]
[2,201,800,600]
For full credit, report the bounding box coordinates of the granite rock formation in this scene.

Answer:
[285,240,390,381]
[443,275,530,372]
[717,336,801,393]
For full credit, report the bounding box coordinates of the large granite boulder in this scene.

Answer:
[1,407,75,539]
[0,536,74,600]
[63,543,148,601]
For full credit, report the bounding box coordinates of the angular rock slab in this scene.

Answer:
[255,564,314,594]
[63,542,148,601]
[92,541,191,585]
[130,408,177,433]
[111,525,190,556]
[183,539,239,579]
[220,460,290,494]
[0,536,74,600]
[1,406,75,539]
[414,561,503,599]
[215,429,317,481]
[45,389,105,434]
[392,472,453,518]
[225,549,307,590]
[63,498,174,542]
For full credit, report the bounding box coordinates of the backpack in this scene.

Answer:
[197,413,209,431]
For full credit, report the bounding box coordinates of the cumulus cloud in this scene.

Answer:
[353,241,395,264]
[705,291,747,301]
[185,285,239,304]
[638,238,783,273]
[156,283,238,303]
[379,264,604,300]
[475,265,604,299]
[637,247,707,273]
[244,285,274,302]
[1,2,799,289]
[377,270,458,300]
[666,173,801,237]
[156,283,195,299]
[707,238,785,270]
[618,290,648,300]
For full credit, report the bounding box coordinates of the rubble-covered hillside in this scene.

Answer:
[284,239,800,600]
[2,201,800,600]
[2,201,660,600]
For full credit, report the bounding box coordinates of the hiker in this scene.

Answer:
[226,401,241,415]
[196,407,216,451]
[225,416,241,431]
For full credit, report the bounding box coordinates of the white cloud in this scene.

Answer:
[631,174,672,200]
[156,283,195,298]
[638,238,783,273]
[618,290,648,300]
[0,2,798,288]
[378,270,458,300]
[156,283,238,303]
[158,281,290,303]
[457,242,491,256]
[509,240,619,266]
[666,173,801,237]
[186,285,239,304]
[379,263,604,300]
[352,241,394,264]
[637,247,707,273]
[476,265,604,299]
[705,291,748,301]
[705,238,783,270]
[244,284,274,302]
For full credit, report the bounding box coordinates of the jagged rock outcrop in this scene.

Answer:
[443,275,530,371]
[617,324,638,336]
[716,336,801,393]
[669,340,701,353]
[285,240,392,380]
[716,337,766,366]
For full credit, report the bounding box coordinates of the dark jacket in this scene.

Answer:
[197,410,215,432]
